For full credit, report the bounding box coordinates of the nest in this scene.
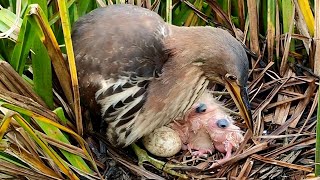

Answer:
[0,2,319,180]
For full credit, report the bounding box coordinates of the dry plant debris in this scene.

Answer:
[0,1,319,179]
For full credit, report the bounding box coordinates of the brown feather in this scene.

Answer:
[72,4,249,147]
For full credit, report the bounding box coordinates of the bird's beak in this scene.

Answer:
[224,76,253,131]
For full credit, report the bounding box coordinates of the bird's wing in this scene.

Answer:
[72,5,170,146]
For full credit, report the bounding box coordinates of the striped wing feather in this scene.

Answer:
[72,5,170,146]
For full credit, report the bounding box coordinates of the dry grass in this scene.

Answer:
[0,1,319,179]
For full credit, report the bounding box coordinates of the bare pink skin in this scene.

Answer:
[170,91,244,161]
[186,128,214,157]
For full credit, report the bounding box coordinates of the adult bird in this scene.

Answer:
[72,5,252,149]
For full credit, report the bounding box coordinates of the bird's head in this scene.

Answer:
[168,26,252,131]
[200,27,252,131]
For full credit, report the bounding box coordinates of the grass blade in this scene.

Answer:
[0,97,100,177]
[26,4,74,109]
[314,0,320,176]
[172,0,198,26]
[37,109,93,173]
[77,0,94,17]
[166,0,172,23]
[316,90,320,176]
[0,108,78,179]
[184,0,203,26]
[0,152,28,169]
[31,41,54,109]
[282,0,295,58]
[297,0,314,36]
[314,0,320,75]
[28,0,53,109]
[246,0,260,67]
[0,8,21,40]
[57,0,83,136]
[10,17,35,75]
[267,0,276,62]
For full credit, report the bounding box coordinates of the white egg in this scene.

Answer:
[142,126,182,157]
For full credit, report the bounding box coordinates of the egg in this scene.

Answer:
[142,126,182,157]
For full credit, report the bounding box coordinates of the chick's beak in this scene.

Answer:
[224,76,253,131]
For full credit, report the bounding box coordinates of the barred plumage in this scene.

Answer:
[73,4,252,147]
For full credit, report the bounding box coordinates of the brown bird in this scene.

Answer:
[72,4,252,149]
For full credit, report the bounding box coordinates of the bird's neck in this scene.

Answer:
[165,25,213,65]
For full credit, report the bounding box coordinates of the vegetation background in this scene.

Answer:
[0,0,319,179]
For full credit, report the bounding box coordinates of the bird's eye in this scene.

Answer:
[195,103,207,113]
[226,74,237,81]
[216,119,230,128]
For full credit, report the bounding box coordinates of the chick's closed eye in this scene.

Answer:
[216,119,230,129]
[195,103,207,113]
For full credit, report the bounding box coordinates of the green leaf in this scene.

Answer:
[31,39,54,109]
[10,18,35,75]
[281,0,295,63]
[282,0,294,33]
[198,2,211,26]
[173,0,196,26]
[26,4,74,110]
[53,107,68,124]
[267,0,276,62]
[0,152,29,168]
[0,39,15,61]
[0,8,22,40]
[0,0,10,8]
[29,0,47,15]
[48,0,76,26]
[27,0,52,108]
[36,114,93,174]
[57,0,83,136]
[297,0,314,36]
[69,3,79,28]
[77,0,94,17]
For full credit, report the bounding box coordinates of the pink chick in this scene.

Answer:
[170,90,244,161]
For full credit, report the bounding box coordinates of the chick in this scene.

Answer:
[170,90,244,160]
